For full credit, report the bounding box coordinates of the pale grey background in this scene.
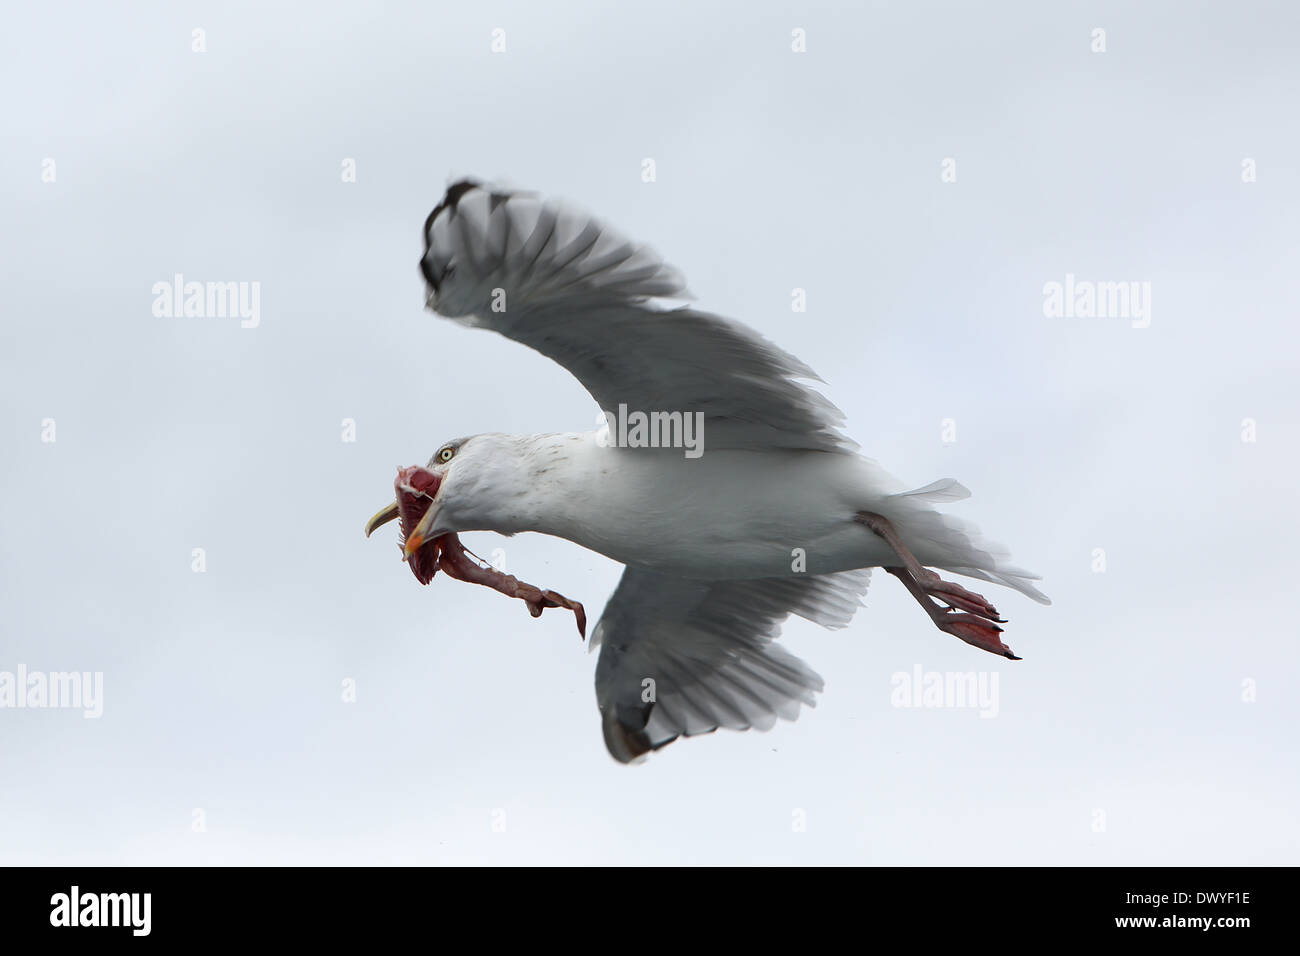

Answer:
[2,0,1297,864]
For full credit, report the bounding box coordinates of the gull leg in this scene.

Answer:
[856,511,1020,660]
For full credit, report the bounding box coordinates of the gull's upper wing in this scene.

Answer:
[420,180,853,453]
[591,566,871,762]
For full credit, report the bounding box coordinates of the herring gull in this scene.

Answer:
[366,179,1049,762]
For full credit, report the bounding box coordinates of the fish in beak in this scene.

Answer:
[365,465,587,637]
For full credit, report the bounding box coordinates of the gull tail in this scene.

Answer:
[883,479,1051,606]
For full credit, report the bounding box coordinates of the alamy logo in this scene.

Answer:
[1042,273,1151,328]
[0,665,102,718]
[595,404,705,458]
[50,886,151,936]
[890,666,1000,718]
[152,273,261,328]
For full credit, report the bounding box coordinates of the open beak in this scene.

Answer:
[403,502,441,558]
[366,464,445,585]
[365,502,400,538]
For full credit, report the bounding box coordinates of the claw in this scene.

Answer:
[940,614,1021,660]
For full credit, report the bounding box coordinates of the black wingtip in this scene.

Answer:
[442,178,481,210]
[423,179,483,243]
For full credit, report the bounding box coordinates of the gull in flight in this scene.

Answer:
[366,179,1050,762]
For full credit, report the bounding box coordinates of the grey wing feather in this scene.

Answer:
[421,181,854,453]
[591,566,871,762]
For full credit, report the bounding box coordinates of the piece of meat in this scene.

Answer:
[393,465,586,637]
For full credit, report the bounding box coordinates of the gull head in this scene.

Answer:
[364,434,535,584]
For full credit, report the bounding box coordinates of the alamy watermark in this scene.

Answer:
[1042,273,1151,328]
[890,665,999,718]
[595,404,704,458]
[0,665,103,718]
[50,886,150,936]
[152,273,260,328]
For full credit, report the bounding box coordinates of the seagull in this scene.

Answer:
[366,179,1049,762]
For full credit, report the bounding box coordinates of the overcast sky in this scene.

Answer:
[2,0,1297,864]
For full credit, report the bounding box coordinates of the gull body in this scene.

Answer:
[424,431,943,580]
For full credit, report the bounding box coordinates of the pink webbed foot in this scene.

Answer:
[857,510,1023,660]
[886,566,1020,660]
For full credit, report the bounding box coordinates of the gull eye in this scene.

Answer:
[437,446,456,464]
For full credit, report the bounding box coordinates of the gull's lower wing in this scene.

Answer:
[420,180,854,453]
[591,566,871,762]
